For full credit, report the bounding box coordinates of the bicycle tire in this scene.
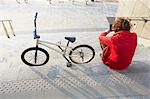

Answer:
[69,45,95,64]
[21,47,49,66]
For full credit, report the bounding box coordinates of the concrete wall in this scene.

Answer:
[116,0,150,40]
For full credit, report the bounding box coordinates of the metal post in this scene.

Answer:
[0,20,15,38]
[1,21,10,38]
[8,21,15,36]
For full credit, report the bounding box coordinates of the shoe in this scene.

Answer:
[99,53,102,57]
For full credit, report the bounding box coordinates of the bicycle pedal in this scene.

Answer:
[67,62,72,67]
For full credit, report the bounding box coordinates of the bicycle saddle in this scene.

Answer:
[65,37,76,43]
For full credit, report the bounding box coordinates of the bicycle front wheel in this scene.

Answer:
[21,47,49,66]
[69,45,95,64]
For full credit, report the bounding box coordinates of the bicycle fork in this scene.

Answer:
[34,38,39,64]
[34,46,38,64]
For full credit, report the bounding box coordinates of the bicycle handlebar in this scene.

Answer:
[33,12,39,39]
[34,12,38,28]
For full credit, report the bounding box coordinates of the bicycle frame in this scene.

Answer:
[35,38,74,56]
[21,12,95,67]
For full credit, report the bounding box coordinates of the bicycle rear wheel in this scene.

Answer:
[21,47,49,66]
[69,45,95,64]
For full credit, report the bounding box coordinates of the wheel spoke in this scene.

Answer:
[69,45,95,64]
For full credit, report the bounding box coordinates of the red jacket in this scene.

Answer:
[99,30,137,70]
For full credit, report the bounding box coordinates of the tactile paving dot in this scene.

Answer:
[0,76,103,95]
[0,73,149,98]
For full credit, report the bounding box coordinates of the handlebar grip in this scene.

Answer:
[33,30,36,38]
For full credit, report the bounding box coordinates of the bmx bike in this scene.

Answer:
[21,12,95,67]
